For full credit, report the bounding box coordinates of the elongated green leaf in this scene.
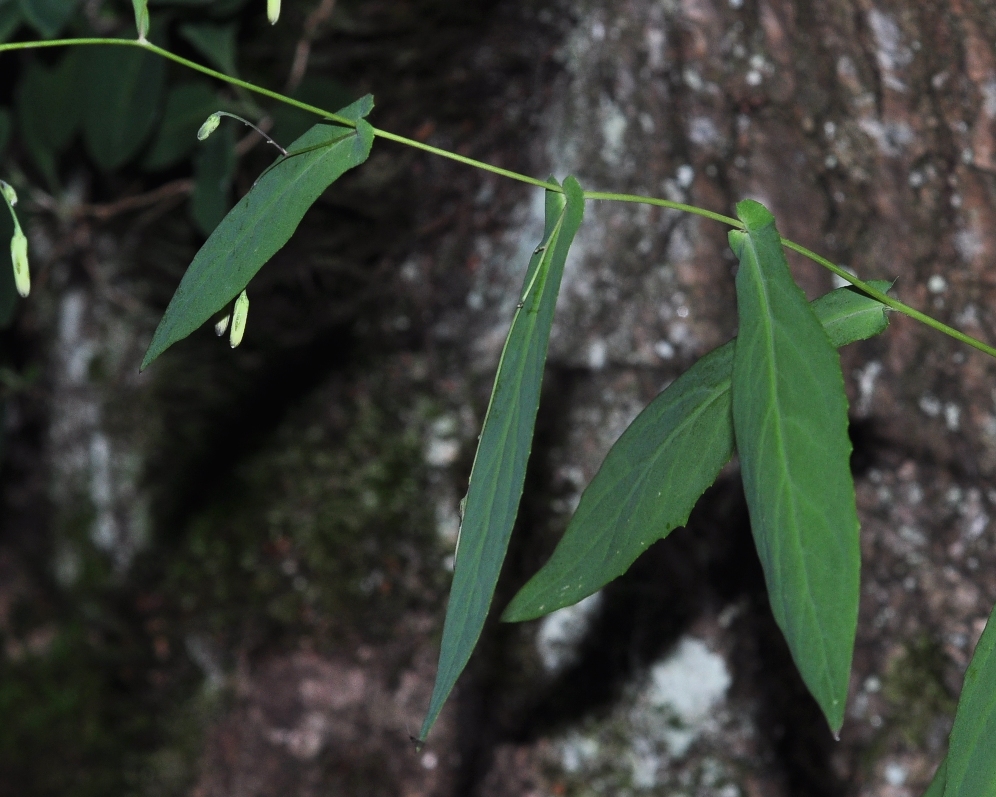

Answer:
[926,757,947,797]
[419,177,586,741]
[190,122,235,235]
[945,603,996,797]
[179,22,238,76]
[503,282,890,622]
[730,198,859,735]
[18,0,77,37]
[141,96,375,369]
[83,46,166,171]
[143,82,223,171]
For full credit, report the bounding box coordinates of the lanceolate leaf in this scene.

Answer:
[503,282,891,622]
[730,198,859,735]
[944,602,996,797]
[419,177,585,741]
[141,96,374,369]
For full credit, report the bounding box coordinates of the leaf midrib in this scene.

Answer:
[743,232,836,700]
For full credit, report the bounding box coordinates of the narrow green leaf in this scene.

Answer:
[0,1,22,44]
[925,757,947,797]
[141,96,375,369]
[730,198,859,735]
[18,0,78,38]
[190,122,235,235]
[502,282,891,622]
[944,602,996,797]
[179,22,238,77]
[142,82,223,171]
[419,177,586,741]
[132,0,149,38]
[82,46,166,171]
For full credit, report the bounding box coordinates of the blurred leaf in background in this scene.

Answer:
[190,121,235,235]
[143,81,225,171]
[15,50,84,187]
[179,21,239,76]
[82,46,166,171]
[0,0,22,43]
[18,0,79,38]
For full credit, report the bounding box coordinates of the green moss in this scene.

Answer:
[163,371,439,646]
[882,634,956,747]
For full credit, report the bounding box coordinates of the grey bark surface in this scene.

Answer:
[2,0,996,794]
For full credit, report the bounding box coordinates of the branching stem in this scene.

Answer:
[2,35,993,357]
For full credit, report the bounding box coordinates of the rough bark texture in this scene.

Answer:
[3,0,996,795]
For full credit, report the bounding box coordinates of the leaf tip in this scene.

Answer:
[734,198,775,231]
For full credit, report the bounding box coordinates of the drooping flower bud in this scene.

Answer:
[267,0,280,24]
[229,290,249,348]
[197,113,222,141]
[0,180,16,207]
[11,228,29,298]
[214,315,230,336]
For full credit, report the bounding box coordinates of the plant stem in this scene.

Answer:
[781,240,996,359]
[2,35,995,358]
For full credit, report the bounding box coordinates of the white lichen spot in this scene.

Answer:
[955,229,984,262]
[982,80,996,119]
[560,732,600,773]
[927,274,947,293]
[884,761,908,787]
[688,116,720,147]
[425,414,460,466]
[536,592,603,671]
[855,360,882,416]
[654,340,676,360]
[645,27,666,70]
[919,394,942,418]
[867,9,912,92]
[945,402,961,431]
[642,637,732,757]
[588,338,608,370]
[600,97,629,166]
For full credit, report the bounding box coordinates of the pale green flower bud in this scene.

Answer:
[11,229,29,298]
[0,180,16,207]
[267,0,280,24]
[197,113,222,141]
[229,290,249,348]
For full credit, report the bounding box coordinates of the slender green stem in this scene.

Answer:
[781,240,996,359]
[584,191,743,228]
[2,35,995,358]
